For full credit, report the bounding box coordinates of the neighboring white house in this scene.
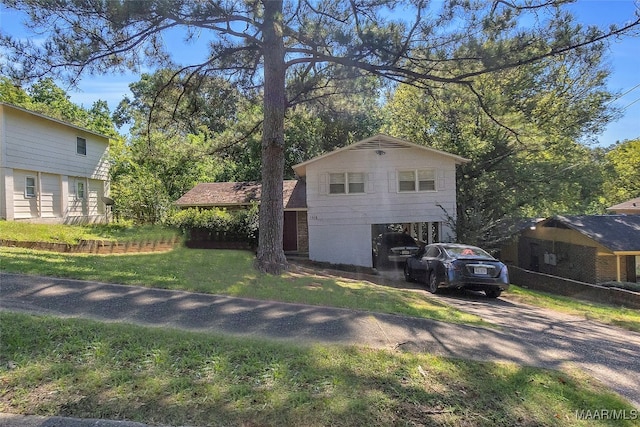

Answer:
[177,134,469,268]
[0,102,111,224]
[293,134,469,267]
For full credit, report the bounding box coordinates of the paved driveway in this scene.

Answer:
[1,271,639,409]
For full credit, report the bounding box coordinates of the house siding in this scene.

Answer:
[305,146,459,267]
[0,104,110,223]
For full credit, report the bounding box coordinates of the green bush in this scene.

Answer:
[600,281,640,293]
[167,204,259,245]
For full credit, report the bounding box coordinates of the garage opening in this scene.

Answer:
[371,222,442,267]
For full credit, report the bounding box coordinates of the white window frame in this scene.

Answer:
[397,169,437,192]
[328,172,366,195]
[25,176,36,198]
[77,137,87,156]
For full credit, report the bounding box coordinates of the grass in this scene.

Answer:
[0,246,486,326]
[0,220,180,244]
[506,286,640,333]
[1,312,635,427]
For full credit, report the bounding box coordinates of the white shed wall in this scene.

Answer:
[308,224,372,267]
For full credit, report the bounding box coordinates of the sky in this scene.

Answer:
[0,1,638,147]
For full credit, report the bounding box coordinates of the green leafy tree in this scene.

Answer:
[3,0,638,273]
[382,47,615,246]
[603,139,640,204]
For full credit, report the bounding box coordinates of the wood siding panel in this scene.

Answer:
[1,106,109,180]
[40,173,61,217]
[11,169,37,219]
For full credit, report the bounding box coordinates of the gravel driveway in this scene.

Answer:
[1,271,639,409]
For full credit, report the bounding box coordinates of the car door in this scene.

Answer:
[415,245,440,282]
[408,246,426,278]
[421,245,442,282]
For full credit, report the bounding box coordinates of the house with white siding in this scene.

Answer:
[0,102,111,224]
[177,134,469,268]
[293,134,469,267]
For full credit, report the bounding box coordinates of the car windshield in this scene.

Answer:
[444,246,494,259]
[383,234,416,246]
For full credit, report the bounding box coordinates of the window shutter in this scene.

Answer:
[437,170,446,190]
[388,171,396,192]
[366,173,375,193]
[318,173,328,195]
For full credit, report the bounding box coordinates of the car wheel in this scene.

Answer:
[404,262,414,282]
[428,272,440,294]
[485,289,502,298]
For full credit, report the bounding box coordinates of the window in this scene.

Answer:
[398,171,416,192]
[329,172,365,194]
[77,137,87,155]
[348,172,365,193]
[329,173,346,194]
[77,181,85,199]
[25,176,36,198]
[418,170,436,191]
[425,245,441,258]
[398,169,436,192]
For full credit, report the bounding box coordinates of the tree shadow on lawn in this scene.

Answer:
[2,313,635,427]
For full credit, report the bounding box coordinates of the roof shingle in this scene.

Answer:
[543,215,640,252]
[175,180,306,209]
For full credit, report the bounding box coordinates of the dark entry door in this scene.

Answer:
[627,256,637,283]
[283,211,298,252]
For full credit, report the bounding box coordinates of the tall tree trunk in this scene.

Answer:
[256,0,288,274]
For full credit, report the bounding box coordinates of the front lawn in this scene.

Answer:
[1,312,634,427]
[0,220,180,244]
[0,247,486,327]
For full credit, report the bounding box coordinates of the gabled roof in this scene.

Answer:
[175,179,306,210]
[292,134,470,177]
[0,102,111,140]
[540,215,640,252]
[607,197,640,214]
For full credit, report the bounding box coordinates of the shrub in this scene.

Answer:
[167,204,259,245]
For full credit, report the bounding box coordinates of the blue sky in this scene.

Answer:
[1,1,638,147]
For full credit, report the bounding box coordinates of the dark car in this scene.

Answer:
[404,243,509,298]
[373,232,420,267]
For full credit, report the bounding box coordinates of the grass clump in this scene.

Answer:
[507,285,640,333]
[0,221,179,244]
[1,312,635,427]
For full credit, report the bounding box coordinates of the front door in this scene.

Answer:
[283,211,298,252]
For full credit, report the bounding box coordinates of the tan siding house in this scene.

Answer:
[517,215,640,283]
[0,102,111,224]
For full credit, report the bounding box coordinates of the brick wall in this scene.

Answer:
[518,237,597,283]
[297,211,309,253]
[509,266,640,309]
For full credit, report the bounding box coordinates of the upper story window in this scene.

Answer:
[76,137,87,155]
[329,172,366,194]
[398,169,436,192]
[25,176,36,198]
